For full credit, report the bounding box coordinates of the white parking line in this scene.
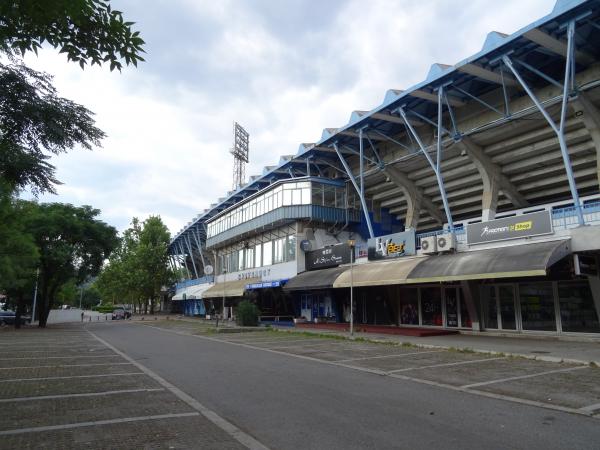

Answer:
[0,372,144,383]
[0,362,132,370]
[0,412,200,436]
[387,357,506,374]
[335,350,445,363]
[461,366,588,388]
[579,402,600,413]
[0,388,164,403]
[89,330,270,450]
[0,355,118,360]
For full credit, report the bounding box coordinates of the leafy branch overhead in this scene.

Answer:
[0,63,105,194]
[0,0,146,71]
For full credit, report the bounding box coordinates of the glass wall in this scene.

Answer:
[519,283,556,331]
[559,281,600,333]
[207,179,355,238]
[421,288,442,326]
[481,286,498,329]
[399,288,419,325]
[218,235,297,274]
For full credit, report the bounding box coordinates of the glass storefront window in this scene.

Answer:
[399,288,419,325]
[286,236,296,261]
[559,281,600,333]
[444,288,458,328]
[459,290,472,328]
[263,241,272,266]
[254,244,262,268]
[481,286,498,329]
[421,287,442,326]
[246,247,254,269]
[519,283,556,331]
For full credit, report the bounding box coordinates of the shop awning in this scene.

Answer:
[333,257,427,288]
[187,283,213,299]
[172,292,185,301]
[202,277,259,299]
[283,266,348,291]
[406,239,571,283]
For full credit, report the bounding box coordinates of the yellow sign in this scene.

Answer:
[387,242,405,255]
[509,220,532,232]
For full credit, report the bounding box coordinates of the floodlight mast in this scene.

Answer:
[231,122,249,190]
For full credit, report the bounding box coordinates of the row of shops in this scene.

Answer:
[171,210,600,336]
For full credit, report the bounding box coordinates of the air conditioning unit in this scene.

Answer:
[436,233,456,252]
[421,236,437,254]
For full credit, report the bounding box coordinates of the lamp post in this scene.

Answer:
[347,239,356,337]
[221,268,227,327]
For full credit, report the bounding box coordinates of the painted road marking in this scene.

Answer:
[0,362,132,371]
[0,372,144,383]
[387,357,507,374]
[461,366,588,388]
[0,355,118,360]
[0,388,164,403]
[0,412,200,436]
[89,330,271,450]
[335,350,445,363]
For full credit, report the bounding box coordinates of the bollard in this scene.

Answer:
[89,316,91,322]
[105,315,107,321]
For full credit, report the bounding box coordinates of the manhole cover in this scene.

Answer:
[531,350,551,354]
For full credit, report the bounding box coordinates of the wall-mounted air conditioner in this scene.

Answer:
[436,233,456,252]
[421,236,437,254]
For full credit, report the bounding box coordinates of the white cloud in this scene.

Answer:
[20,0,556,234]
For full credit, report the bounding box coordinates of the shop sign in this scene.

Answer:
[367,230,416,260]
[245,279,288,290]
[467,211,553,245]
[236,268,271,280]
[306,244,351,270]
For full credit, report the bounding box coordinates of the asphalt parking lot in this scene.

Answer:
[0,324,257,450]
[141,319,600,418]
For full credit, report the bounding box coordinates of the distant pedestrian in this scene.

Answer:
[81,311,84,322]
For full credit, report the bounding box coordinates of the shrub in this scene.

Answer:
[92,304,115,313]
[236,300,260,327]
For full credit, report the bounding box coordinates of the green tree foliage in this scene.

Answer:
[0,0,145,71]
[23,202,118,326]
[0,63,105,195]
[97,216,174,314]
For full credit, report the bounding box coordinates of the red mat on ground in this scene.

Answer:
[296,323,458,337]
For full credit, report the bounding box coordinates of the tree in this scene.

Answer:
[0,0,145,195]
[0,0,145,71]
[23,202,118,326]
[0,63,105,195]
[97,216,174,314]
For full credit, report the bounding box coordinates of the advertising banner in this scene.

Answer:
[367,230,416,260]
[467,211,553,245]
[305,243,351,270]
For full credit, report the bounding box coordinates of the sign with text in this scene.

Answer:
[305,244,351,270]
[367,230,416,260]
[467,211,553,245]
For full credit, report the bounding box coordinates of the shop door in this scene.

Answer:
[301,294,312,321]
[444,287,459,328]
[498,285,517,330]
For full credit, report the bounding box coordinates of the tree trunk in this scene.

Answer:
[150,297,155,315]
[144,299,148,315]
[38,281,49,328]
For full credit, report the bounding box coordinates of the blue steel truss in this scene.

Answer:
[170,0,600,279]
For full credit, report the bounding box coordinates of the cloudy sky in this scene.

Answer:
[23,0,556,234]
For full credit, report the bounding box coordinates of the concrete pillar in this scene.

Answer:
[588,275,600,323]
[460,281,482,332]
[482,177,500,221]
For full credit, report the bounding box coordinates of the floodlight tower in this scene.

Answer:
[231,122,249,190]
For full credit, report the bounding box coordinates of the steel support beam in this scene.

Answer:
[398,98,454,229]
[333,142,374,238]
[457,136,528,219]
[184,234,199,279]
[191,227,207,270]
[571,92,600,189]
[177,241,191,279]
[503,21,584,225]
[457,63,517,87]
[523,27,593,66]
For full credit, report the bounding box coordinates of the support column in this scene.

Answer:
[458,136,528,220]
[383,165,444,228]
[571,93,600,190]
